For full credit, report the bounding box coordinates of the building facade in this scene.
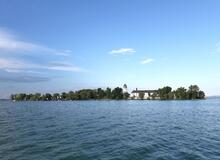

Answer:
[130,88,159,100]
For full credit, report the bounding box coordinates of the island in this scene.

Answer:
[11,84,205,101]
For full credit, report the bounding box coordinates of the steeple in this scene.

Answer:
[123,84,128,93]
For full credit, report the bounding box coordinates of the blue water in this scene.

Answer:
[1,99,220,160]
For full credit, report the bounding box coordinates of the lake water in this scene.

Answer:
[0,99,220,160]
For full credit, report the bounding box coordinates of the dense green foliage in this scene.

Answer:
[158,86,173,100]
[139,92,145,100]
[157,85,205,100]
[175,87,188,100]
[11,87,130,101]
[11,85,205,101]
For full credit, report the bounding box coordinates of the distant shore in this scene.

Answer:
[11,85,205,101]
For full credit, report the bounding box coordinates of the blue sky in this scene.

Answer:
[0,0,220,98]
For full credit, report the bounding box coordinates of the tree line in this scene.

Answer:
[11,85,205,101]
[156,85,205,100]
[11,87,130,101]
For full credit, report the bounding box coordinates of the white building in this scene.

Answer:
[130,88,158,100]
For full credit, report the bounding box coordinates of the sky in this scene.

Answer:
[0,0,220,98]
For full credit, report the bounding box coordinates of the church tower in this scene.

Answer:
[123,84,128,93]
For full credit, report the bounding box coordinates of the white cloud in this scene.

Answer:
[47,66,84,72]
[55,50,72,56]
[0,28,48,52]
[0,58,85,73]
[49,61,73,67]
[141,58,154,64]
[47,61,85,72]
[0,28,71,56]
[5,69,43,74]
[0,75,50,83]
[109,48,136,55]
[0,28,83,87]
[5,69,25,73]
[0,58,26,69]
[0,58,44,73]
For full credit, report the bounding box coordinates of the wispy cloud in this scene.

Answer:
[0,28,48,52]
[0,27,84,75]
[55,50,72,56]
[0,75,50,83]
[109,48,136,55]
[0,58,85,73]
[0,58,27,69]
[0,27,84,85]
[0,28,71,56]
[49,61,74,67]
[5,69,43,74]
[140,58,154,64]
[48,61,85,72]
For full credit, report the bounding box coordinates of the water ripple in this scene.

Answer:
[1,99,220,160]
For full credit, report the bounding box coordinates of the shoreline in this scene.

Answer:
[8,98,207,102]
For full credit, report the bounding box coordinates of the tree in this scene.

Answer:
[73,92,80,100]
[14,93,26,101]
[139,92,145,100]
[175,87,187,100]
[105,87,112,99]
[61,92,67,100]
[151,92,158,100]
[65,91,72,100]
[29,94,34,101]
[41,95,47,101]
[198,91,205,99]
[189,85,199,92]
[35,93,41,100]
[111,87,123,99]
[77,89,95,100]
[53,93,60,100]
[30,93,38,101]
[11,85,205,101]
[168,92,175,99]
[158,86,172,100]
[123,92,130,99]
[11,94,15,101]
[188,85,200,99]
[97,88,106,99]
[45,93,52,101]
